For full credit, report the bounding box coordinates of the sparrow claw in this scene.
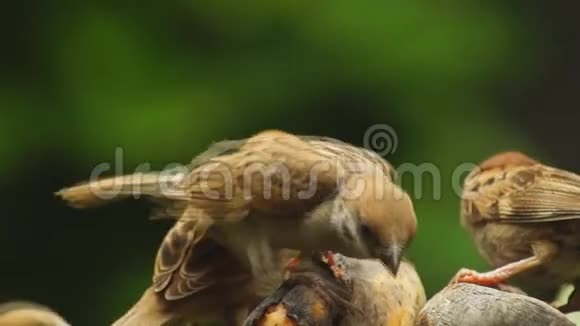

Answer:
[450,268,508,287]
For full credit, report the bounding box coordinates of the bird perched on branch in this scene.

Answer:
[454,151,580,306]
[57,130,417,324]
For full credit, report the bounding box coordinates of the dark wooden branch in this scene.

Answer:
[417,283,574,326]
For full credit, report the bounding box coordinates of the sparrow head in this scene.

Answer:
[464,151,539,193]
[342,174,417,276]
[477,151,538,173]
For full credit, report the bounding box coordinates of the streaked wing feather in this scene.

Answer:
[301,136,396,182]
[181,131,342,222]
[153,220,211,299]
[495,166,580,223]
[164,237,252,300]
[152,221,196,292]
[145,140,245,221]
[188,139,245,168]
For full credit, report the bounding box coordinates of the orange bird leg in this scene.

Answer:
[453,256,540,286]
[452,241,557,287]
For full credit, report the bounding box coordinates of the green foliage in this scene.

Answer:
[1,1,545,324]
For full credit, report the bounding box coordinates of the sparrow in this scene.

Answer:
[57,130,417,324]
[246,253,426,326]
[454,151,580,304]
[0,301,70,326]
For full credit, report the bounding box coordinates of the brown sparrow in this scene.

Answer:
[455,151,580,306]
[57,130,417,324]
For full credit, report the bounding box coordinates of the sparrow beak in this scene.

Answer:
[379,245,402,276]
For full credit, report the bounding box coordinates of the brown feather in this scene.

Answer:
[59,130,400,324]
[55,173,185,208]
[478,151,538,171]
[153,219,215,300]
[465,162,580,223]
[179,130,394,224]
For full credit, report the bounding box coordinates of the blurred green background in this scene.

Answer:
[2,1,580,324]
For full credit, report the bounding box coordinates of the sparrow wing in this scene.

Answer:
[177,131,345,223]
[300,135,397,182]
[153,219,213,299]
[465,165,580,223]
[149,139,245,220]
[153,220,295,301]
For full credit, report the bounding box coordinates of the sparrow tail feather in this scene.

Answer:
[56,172,187,208]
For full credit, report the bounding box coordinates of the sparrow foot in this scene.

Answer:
[320,251,346,280]
[450,251,551,288]
[450,268,509,287]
